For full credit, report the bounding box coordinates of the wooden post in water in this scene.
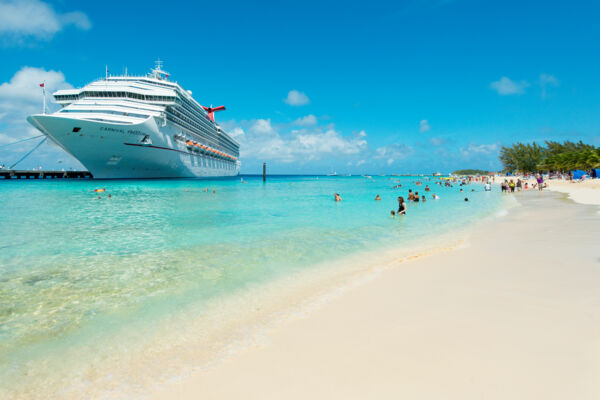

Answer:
[263,162,266,182]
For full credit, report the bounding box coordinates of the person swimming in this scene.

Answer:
[422,195,426,202]
[432,194,439,199]
[397,196,406,215]
[375,194,381,201]
[408,189,414,201]
[464,197,469,202]
[390,210,396,217]
[413,192,420,202]
[334,193,342,202]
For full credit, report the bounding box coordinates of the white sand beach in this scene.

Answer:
[532,178,600,205]
[150,186,600,400]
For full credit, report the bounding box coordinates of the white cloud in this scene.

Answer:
[358,130,367,137]
[225,119,367,163]
[375,143,414,165]
[0,0,91,40]
[356,159,366,166]
[0,66,71,107]
[284,90,310,106]
[540,73,559,99]
[0,66,82,169]
[459,143,499,157]
[490,76,529,95]
[428,137,447,146]
[228,127,245,138]
[419,119,430,133]
[540,73,559,86]
[0,66,72,133]
[250,118,277,135]
[293,114,317,126]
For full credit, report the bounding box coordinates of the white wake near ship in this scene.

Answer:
[27,61,240,178]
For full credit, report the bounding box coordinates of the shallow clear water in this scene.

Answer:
[0,175,505,397]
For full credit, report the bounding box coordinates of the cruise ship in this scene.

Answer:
[27,62,240,179]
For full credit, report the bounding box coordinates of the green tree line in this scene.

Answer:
[499,140,600,173]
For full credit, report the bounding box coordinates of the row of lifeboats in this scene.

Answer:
[185,140,237,161]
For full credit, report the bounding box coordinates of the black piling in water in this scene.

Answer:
[263,162,266,181]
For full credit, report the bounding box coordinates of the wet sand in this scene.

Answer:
[150,190,600,400]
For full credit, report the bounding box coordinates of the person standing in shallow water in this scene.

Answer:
[397,196,407,215]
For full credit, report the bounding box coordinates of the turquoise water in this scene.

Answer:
[0,175,505,398]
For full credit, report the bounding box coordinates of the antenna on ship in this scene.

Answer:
[152,59,170,80]
[105,65,108,79]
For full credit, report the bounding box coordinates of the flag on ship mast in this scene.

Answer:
[40,82,46,114]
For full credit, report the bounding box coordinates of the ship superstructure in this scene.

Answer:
[27,62,240,178]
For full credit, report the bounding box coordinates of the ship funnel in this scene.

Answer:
[202,105,226,123]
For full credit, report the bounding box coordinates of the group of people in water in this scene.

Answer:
[334,180,452,217]
[332,176,504,218]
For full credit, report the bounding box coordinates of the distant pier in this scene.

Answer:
[0,170,93,180]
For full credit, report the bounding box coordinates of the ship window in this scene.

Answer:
[72,127,81,132]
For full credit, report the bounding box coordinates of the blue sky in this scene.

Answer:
[1,0,599,174]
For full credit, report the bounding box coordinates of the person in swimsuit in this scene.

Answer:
[408,189,414,201]
[413,192,420,202]
[375,194,381,201]
[334,193,342,201]
[397,196,407,215]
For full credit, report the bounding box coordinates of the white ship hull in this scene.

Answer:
[27,114,240,179]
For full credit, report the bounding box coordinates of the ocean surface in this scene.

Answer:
[0,175,507,399]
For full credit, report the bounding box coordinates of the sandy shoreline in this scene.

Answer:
[499,176,600,206]
[149,188,600,399]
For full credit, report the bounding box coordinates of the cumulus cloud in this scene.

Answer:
[223,118,367,163]
[459,143,499,157]
[0,66,72,130]
[428,137,447,146]
[375,143,414,165]
[490,76,529,95]
[293,114,317,126]
[284,90,310,106]
[0,0,91,40]
[540,73,559,99]
[419,119,430,133]
[0,66,82,169]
